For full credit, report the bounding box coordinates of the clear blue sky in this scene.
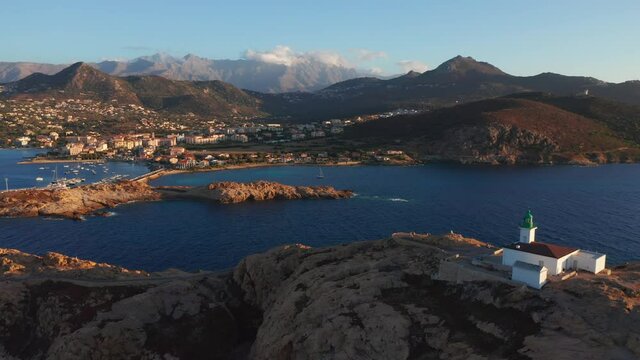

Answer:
[2,0,639,82]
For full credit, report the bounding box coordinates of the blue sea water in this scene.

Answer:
[0,149,150,189]
[1,149,639,272]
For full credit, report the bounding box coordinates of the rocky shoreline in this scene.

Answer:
[156,180,353,204]
[0,181,161,220]
[0,232,637,359]
[0,180,353,219]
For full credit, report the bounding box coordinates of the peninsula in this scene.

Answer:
[0,232,637,359]
[0,180,353,219]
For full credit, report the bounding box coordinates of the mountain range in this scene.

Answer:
[258,55,640,120]
[0,53,360,93]
[1,62,264,118]
[2,55,640,123]
[2,56,640,163]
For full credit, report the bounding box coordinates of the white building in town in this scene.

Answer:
[502,210,607,289]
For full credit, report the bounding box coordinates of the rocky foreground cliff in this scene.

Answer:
[0,180,352,219]
[0,233,638,360]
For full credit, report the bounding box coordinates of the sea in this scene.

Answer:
[1,149,639,272]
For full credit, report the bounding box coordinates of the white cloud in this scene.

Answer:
[244,45,351,67]
[397,60,429,73]
[352,48,387,62]
[364,67,385,76]
[244,45,428,77]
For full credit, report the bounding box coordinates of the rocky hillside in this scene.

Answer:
[0,63,265,118]
[344,95,640,165]
[123,75,264,117]
[3,62,141,105]
[0,233,637,359]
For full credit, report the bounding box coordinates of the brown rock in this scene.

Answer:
[157,180,353,204]
[0,234,638,359]
[0,181,160,219]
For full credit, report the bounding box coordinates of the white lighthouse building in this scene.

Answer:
[502,210,607,289]
[519,212,537,243]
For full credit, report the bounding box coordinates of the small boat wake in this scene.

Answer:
[352,194,410,203]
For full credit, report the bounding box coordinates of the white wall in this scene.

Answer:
[504,249,557,275]
[512,266,547,289]
[503,248,578,276]
[519,227,536,243]
[554,253,578,274]
[571,251,606,273]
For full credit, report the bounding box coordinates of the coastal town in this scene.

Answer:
[0,97,416,169]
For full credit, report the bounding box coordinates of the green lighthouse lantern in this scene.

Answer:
[521,210,535,229]
[518,209,537,243]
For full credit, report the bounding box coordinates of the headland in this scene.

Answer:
[0,232,637,359]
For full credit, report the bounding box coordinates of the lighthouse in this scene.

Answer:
[502,209,607,288]
[519,210,537,243]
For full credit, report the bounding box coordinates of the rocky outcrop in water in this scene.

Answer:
[0,181,160,220]
[0,233,638,359]
[156,180,353,204]
[0,180,351,220]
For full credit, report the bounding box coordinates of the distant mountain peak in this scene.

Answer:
[182,53,203,61]
[8,62,142,105]
[139,52,178,64]
[433,55,506,77]
[64,61,91,72]
[53,62,105,83]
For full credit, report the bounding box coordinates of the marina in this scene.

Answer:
[0,149,149,191]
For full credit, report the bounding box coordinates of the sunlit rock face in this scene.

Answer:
[0,233,638,359]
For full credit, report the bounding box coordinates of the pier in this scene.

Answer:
[131,168,168,182]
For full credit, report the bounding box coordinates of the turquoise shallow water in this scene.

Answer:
[1,149,639,271]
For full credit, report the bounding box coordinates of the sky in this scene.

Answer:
[1,0,639,82]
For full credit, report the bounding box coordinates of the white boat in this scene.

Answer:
[317,167,325,179]
[38,167,45,170]
[35,177,44,181]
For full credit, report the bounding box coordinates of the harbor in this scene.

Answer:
[0,149,149,191]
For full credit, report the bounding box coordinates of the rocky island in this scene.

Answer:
[0,180,353,219]
[0,232,637,359]
[155,180,353,204]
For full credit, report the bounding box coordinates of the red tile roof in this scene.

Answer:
[505,242,579,259]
